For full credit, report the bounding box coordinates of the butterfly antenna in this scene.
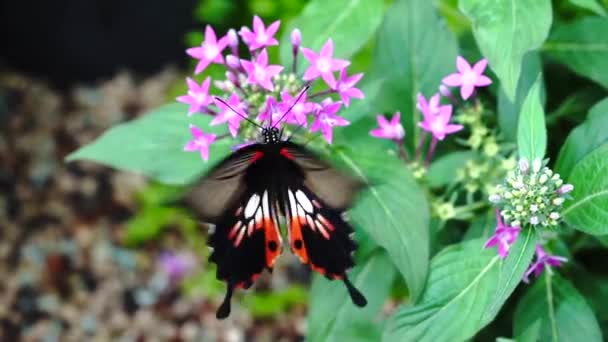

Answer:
[214,97,263,129]
[272,85,310,128]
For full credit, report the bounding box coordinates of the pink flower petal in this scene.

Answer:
[303,66,321,81]
[253,15,264,33]
[442,73,462,86]
[266,20,281,36]
[475,75,492,86]
[321,72,337,88]
[257,49,268,66]
[301,47,318,62]
[320,39,334,57]
[194,59,212,74]
[184,141,199,151]
[205,25,217,44]
[472,59,488,74]
[390,112,401,125]
[460,83,475,100]
[456,56,471,73]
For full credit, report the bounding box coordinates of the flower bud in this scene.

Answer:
[439,84,451,97]
[519,158,529,173]
[227,29,238,49]
[530,204,538,213]
[557,184,573,195]
[530,216,539,225]
[291,28,302,48]
[532,158,542,173]
[539,174,548,184]
[226,55,240,70]
[553,197,564,206]
[549,212,560,220]
[488,194,501,203]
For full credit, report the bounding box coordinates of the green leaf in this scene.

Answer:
[383,230,537,341]
[543,17,608,89]
[66,103,232,185]
[279,0,384,67]
[459,0,552,100]
[307,250,396,342]
[514,274,603,342]
[555,98,608,179]
[331,144,429,301]
[517,75,547,160]
[569,0,607,16]
[426,151,475,188]
[369,0,457,149]
[563,143,608,235]
[497,52,544,142]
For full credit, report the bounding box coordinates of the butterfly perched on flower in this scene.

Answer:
[180,89,368,319]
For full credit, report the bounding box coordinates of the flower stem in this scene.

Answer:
[415,131,427,160]
[425,136,438,167]
[453,201,487,216]
[292,50,299,74]
[396,140,409,162]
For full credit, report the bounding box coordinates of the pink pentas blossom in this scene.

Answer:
[176,77,212,116]
[241,49,283,91]
[257,96,284,127]
[211,93,247,137]
[279,91,314,126]
[483,210,521,258]
[442,56,492,100]
[184,125,217,161]
[334,69,364,107]
[418,104,463,140]
[370,112,405,141]
[523,244,568,283]
[301,39,350,88]
[417,93,441,117]
[239,15,280,50]
[186,25,229,74]
[310,99,349,143]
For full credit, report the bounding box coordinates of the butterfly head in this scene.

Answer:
[261,127,281,144]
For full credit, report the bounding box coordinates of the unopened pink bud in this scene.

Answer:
[557,184,573,195]
[291,29,302,47]
[439,84,451,97]
[225,54,240,70]
[227,29,238,49]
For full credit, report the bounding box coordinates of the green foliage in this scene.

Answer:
[384,230,536,341]
[517,75,547,160]
[544,17,608,89]
[514,274,602,342]
[459,0,552,100]
[563,143,608,235]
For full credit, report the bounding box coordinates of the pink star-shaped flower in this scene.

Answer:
[278,91,314,127]
[184,124,217,161]
[442,56,492,100]
[257,96,284,127]
[239,15,280,50]
[211,93,247,137]
[310,99,349,144]
[418,104,463,141]
[241,49,283,91]
[483,210,521,258]
[334,69,364,107]
[301,39,350,88]
[186,25,229,74]
[176,77,212,116]
[523,244,568,283]
[370,112,405,141]
[416,93,441,117]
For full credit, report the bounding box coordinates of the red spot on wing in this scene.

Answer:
[263,218,281,268]
[290,217,309,264]
[251,151,264,163]
[280,148,295,160]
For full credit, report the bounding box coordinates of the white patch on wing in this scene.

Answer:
[295,189,313,213]
[244,193,260,218]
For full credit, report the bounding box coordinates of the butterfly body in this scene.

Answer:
[183,127,367,319]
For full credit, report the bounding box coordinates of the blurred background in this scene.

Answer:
[0,0,313,340]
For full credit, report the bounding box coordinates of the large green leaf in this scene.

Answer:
[459,0,552,100]
[497,52,544,142]
[563,143,608,235]
[279,0,384,67]
[569,0,607,16]
[307,250,396,342]
[517,75,547,160]
[331,143,430,301]
[426,151,475,188]
[543,17,608,89]
[514,274,603,342]
[555,98,608,179]
[369,0,458,149]
[383,230,536,341]
[66,103,231,185]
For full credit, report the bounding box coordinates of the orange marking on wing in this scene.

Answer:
[263,218,281,268]
[290,217,309,264]
[280,148,295,160]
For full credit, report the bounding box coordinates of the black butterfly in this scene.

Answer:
[181,89,367,319]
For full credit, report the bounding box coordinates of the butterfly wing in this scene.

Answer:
[279,143,367,306]
[181,145,282,319]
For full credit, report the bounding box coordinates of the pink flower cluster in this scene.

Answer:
[177,16,365,160]
[369,56,491,164]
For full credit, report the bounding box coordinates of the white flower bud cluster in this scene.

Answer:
[488,158,573,228]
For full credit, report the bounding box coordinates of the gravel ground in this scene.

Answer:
[0,69,307,341]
